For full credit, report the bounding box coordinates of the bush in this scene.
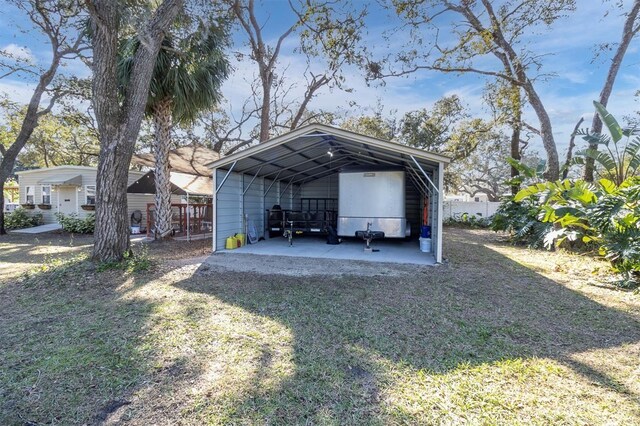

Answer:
[5,208,43,230]
[588,180,640,286]
[491,197,553,248]
[494,178,640,288]
[445,212,492,228]
[55,213,95,234]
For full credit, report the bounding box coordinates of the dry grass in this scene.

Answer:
[0,228,639,425]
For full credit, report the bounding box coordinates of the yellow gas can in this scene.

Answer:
[225,236,237,250]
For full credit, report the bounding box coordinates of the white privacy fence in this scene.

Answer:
[443,201,501,219]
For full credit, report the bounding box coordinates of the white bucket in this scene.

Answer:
[419,237,432,253]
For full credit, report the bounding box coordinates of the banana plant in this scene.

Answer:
[587,178,640,286]
[514,179,599,249]
[573,101,640,185]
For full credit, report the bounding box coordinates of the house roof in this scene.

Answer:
[38,174,83,186]
[15,165,99,175]
[127,171,212,196]
[207,124,449,188]
[15,165,147,178]
[132,144,219,176]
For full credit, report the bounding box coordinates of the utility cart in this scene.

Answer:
[267,198,337,237]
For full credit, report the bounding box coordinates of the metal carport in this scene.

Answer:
[207,124,450,263]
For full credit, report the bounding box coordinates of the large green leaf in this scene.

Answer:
[594,101,623,143]
[566,184,596,204]
[598,179,617,195]
[576,128,611,146]
[576,148,617,171]
[506,157,538,178]
[514,182,547,201]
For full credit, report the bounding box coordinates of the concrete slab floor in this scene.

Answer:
[226,235,436,265]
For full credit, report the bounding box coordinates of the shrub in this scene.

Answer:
[5,208,43,230]
[96,244,151,273]
[445,212,492,228]
[55,213,95,234]
[491,197,553,248]
[587,180,640,286]
[494,178,640,288]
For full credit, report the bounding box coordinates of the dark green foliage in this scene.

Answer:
[573,101,640,186]
[444,212,492,228]
[493,178,640,287]
[588,180,640,286]
[491,198,553,249]
[96,244,151,274]
[118,21,230,125]
[55,213,95,234]
[5,208,43,230]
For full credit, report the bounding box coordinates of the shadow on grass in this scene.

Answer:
[171,229,640,423]
[0,251,165,425]
[2,229,639,424]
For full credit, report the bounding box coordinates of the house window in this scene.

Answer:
[85,185,96,205]
[25,186,34,204]
[41,185,51,204]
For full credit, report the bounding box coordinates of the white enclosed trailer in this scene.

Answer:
[338,167,409,238]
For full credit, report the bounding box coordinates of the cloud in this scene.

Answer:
[1,43,35,63]
[0,79,38,104]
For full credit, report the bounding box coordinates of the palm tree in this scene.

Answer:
[119,23,229,238]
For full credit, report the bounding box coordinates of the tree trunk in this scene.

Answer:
[522,80,559,181]
[563,117,584,180]
[89,0,183,262]
[510,88,522,196]
[152,100,174,239]
[0,182,5,235]
[92,145,134,259]
[584,0,640,182]
[474,0,559,181]
[0,69,58,234]
[259,76,271,142]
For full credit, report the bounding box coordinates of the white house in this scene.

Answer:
[15,166,159,226]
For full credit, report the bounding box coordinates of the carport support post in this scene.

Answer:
[436,162,444,263]
[212,168,218,253]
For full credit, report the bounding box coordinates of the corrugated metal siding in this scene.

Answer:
[279,181,292,210]
[300,174,338,200]
[405,177,421,238]
[264,178,278,218]
[292,184,301,211]
[243,175,264,239]
[216,169,243,249]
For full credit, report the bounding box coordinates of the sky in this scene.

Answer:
[1,0,640,158]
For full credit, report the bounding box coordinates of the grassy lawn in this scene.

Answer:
[1,228,639,425]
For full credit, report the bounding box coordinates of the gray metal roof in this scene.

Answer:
[207,124,450,188]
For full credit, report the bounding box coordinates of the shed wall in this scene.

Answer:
[215,169,243,249]
[300,175,338,199]
[243,174,265,240]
